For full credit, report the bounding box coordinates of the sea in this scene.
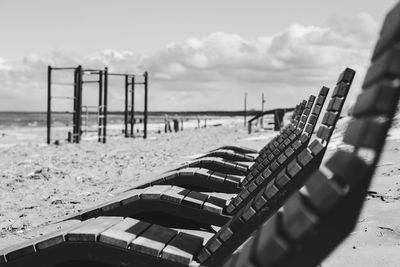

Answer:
[0,112,254,146]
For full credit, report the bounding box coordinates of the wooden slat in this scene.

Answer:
[281,193,318,240]
[321,111,337,127]
[352,84,399,117]
[304,170,345,214]
[320,86,330,96]
[99,218,151,248]
[161,186,189,204]
[372,2,400,61]
[297,149,313,167]
[229,238,256,267]
[253,215,289,266]
[141,185,172,199]
[130,224,177,256]
[161,232,204,264]
[308,139,324,156]
[204,237,222,253]
[308,114,317,125]
[252,190,269,210]
[67,216,123,242]
[181,191,208,209]
[343,118,388,149]
[209,171,226,183]
[312,104,322,116]
[178,167,198,176]
[299,133,309,144]
[316,96,324,105]
[264,180,279,199]
[336,68,356,85]
[286,160,302,178]
[0,219,82,262]
[240,203,257,221]
[332,82,349,97]
[363,45,400,89]
[203,196,225,214]
[325,150,370,186]
[275,170,291,189]
[306,95,315,108]
[304,124,313,135]
[316,125,332,141]
[327,97,344,112]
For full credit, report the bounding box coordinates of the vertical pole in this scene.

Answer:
[47,66,52,144]
[73,67,78,143]
[244,92,247,127]
[124,74,128,137]
[98,70,103,143]
[76,65,83,143]
[261,92,265,129]
[130,76,135,137]
[103,67,108,143]
[143,72,148,139]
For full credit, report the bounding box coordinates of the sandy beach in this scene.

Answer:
[0,116,400,266]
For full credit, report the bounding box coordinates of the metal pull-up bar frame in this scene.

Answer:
[107,71,148,139]
[47,65,108,144]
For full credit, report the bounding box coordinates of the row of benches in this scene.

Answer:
[1,2,400,266]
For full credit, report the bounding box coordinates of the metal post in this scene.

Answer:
[244,92,247,127]
[103,67,108,143]
[76,65,83,143]
[47,66,52,144]
[261,92,265,128]
[73,67,78,143]
[124,74,129,137]
[130,76,135,137]
[143,72,148,139]
[98,70,103,142]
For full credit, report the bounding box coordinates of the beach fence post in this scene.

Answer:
[124,74,129,138]
[244,92,247,127]
[73,67,78,143]
[103,67,108,143]
[98,70,103,143]
[47,66,52,144]
[143,71,148,139]
[130,76,135,137]
[76,65,83,143]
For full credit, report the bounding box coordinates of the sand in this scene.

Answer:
[0,119,400,266]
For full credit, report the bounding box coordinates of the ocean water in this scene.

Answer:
[0,112,248,146]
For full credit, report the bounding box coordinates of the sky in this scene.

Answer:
[0,0,398,111]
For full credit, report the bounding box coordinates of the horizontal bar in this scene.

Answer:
[82,69,102,72]
[52,82,77,86]
[134,82,146,85]
[51,67,77,70]
[82,80,100,83]
[52,96,75,100]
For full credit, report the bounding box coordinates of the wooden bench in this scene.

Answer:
[137,91,325,193]
[58,73,350,231]
[201,104,305,162]
[220,3,400,266]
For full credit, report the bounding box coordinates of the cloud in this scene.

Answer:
[0,12,379,111]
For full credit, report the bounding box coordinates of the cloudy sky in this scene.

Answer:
[0,0,397,111]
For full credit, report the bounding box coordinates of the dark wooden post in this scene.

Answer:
[76,65,83,143]
[98,70,103,142]
[130,76,135,137]
[73,67,78,143]
[103,67,108,143]
[47,66,52,144]
[143,72,148,139]
[244,92,247,127]
[124,74,129,137]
